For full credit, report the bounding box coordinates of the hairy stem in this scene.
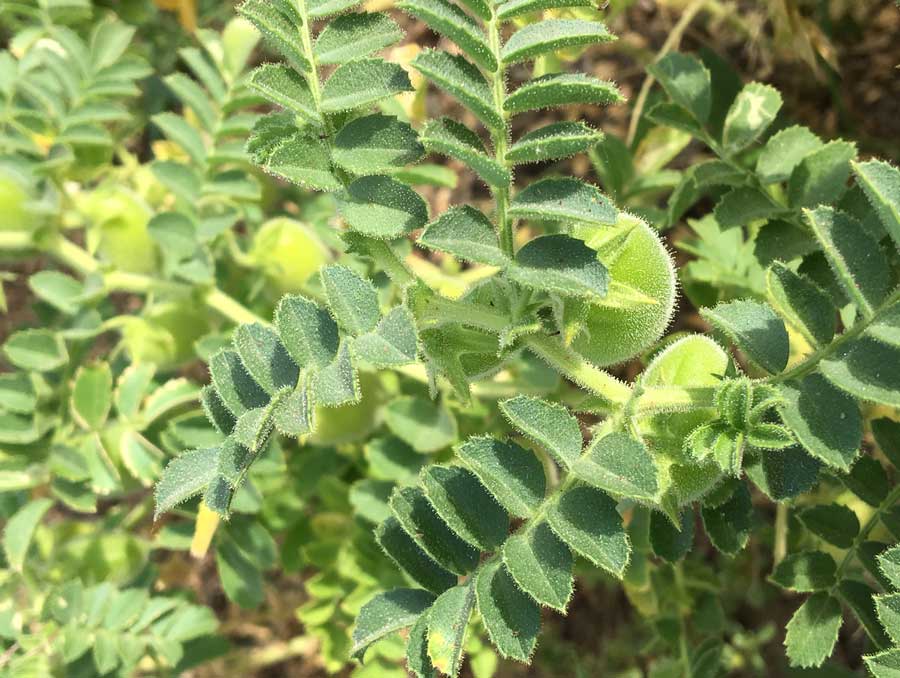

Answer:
[487,8,514,257]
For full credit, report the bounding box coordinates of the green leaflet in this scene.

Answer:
[841,456,889,507]
[745,445,821,503]
[263,133,342,191]
[418,205,507,266]
[384,396,457,453]
[337,175,429,238]
[28,271,84,315]
[2,498,53,572]
[308,0,364,19]
[788,140,857,209]
[769,551,837,592]
[420,118,509,187]
[505,73,623,114]
[804,206,891,314]
[456,436,546,518]
[880,546,900,590]
[232,404,277,453]
[398,0,496,72]
[152,112,206,166]
[238,0,310,73]
[799,503,859,549]
[713,186,785,229]
[355,306,419,367]
[784,593,842,668]
[273,384,314,436]
[700,481,753,555]
[421,465,509,551]
[722,82,781,152]
[390,486,480,575]
[426,582,475,678]
[275,295,340,370]
[313,12,403,64]
[247,64,320,126]
[233,323,299,395]
[497,0,594,21]
[475,560,540,661]
[321,264,381,336]
[701,299,789,374]
[507,121,602,164]
[547,485,630,577]
[321,58,413,112]
[71,362,113,431]
[842,580,891,650]
[209,350,270,417]
[766,262,835,348]
[0,372,36,414]
[869,302,900,348]
[756,125,823,184]
[411,49,504,130]
[853,159,900,250]
[3,329,69,372]
[154,446,221,518]
[820,337,900,408]
[873,419,900,468]
[502,521,573,611]
[572,432,659,502]
[376,516,457,595]
[351,588,435,660]
[508,177,616,227]
[647,52,711,124]
[332,114,424,176]
[201,385,237,435]
[499,395,582,470]
[507,234,609,302]
[866,647,900,677]
[501,19,614,65]
[777,374,861,471]
[649,508,694,563]
[312,340,359,406]
[407,611,437,678]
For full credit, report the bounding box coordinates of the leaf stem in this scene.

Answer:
[524,334,632,406]
[487,7,514,258]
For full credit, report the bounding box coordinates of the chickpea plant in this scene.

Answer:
[143,0,900,674]
[2,0,900,676]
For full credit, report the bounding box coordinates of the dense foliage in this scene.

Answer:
[2,1,899,676]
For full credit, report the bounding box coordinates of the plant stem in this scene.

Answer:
[524,334,632,405]
[487,7,514,257]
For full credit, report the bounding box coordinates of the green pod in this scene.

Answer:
[251,217,331,294]
[571,214,677,367]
